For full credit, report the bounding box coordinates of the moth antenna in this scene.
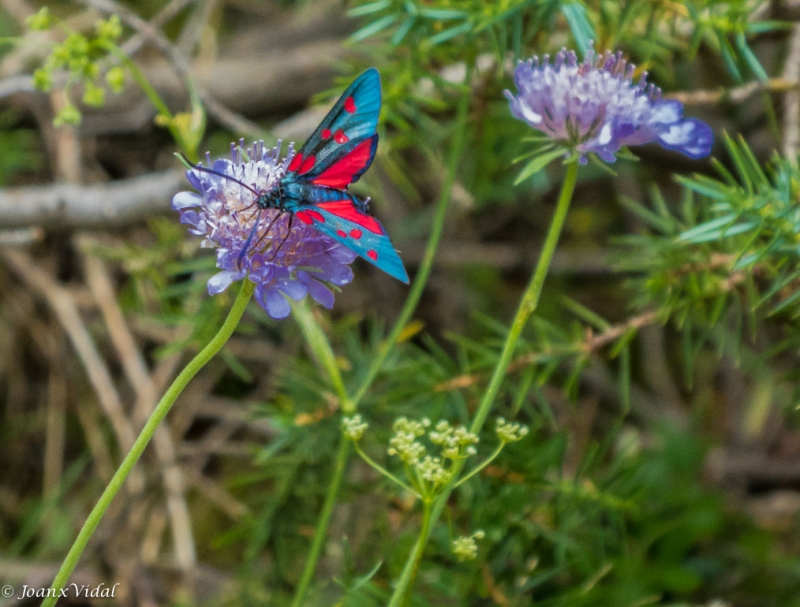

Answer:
[176,152,261,197]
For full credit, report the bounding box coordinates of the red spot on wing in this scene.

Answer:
[317,200,383,234]
[349,228,362,239]
[334,129,349,144]
[288,153,303,172]
[367,250,378,261]
[310,138,375,188]
[337,229,347,237]
[344,96,357,113]
[296,209,325,224]
[321,128,332,139]
[299,155,316,174]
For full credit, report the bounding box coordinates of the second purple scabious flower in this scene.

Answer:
[172,141,357,319]
[505,48,713,164]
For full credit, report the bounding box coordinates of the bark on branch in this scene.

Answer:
[0,170,183,230]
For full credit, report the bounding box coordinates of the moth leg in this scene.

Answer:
[246,210,284,257]
[265,214,294,261]
[237,209,262,269]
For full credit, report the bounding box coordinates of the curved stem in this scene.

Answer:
[102,42,201,160]
[452,442,505,489]
[351,72,474,407]
[353,443,419,496]
[389,161,580,603]
[288,67,474,607]
[468,160,578,435]
[387,501,433,607]
[101,43,173,120]
[289,436,350,607]
[292,300,352,412]
[41,280,255,607]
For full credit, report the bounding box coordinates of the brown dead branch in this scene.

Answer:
[0,169,183,230]
[1,248,146,492]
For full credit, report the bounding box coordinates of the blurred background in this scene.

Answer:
[1,0,800,605]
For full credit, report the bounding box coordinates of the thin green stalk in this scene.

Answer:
[387,501,433,607]
[388,161,579,605]
[469,160,578,435]
[452,442,505,489]
[351,69,474,407]
[353,443,418,496]
[102,44,173,121]
[42,280,255,607]
[292,300,352,412]
[289,67,474,607]
[289,436,351,607]
[102,42,201,160]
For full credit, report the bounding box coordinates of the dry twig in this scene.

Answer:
[667,78,800,106]
[1,248,146,491]
[434,310,660,393]
[82,250,197,572]
[0,169,183,229]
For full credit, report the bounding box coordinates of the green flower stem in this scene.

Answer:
[353,443,418,496]
[292,300,352,412]
[102,44,172,118]
[351,68,474,407]
[388,161,579,606]
[102,42,199,160]
[469,160,578,435]
[452,442,505,489]
[387,500,433,607]
[41,280,255,607]
[289,436,350,607]
[289,68,474,607]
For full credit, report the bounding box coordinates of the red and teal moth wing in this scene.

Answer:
[286,68,381,188]
[294,191,410,284]
[283,68,409,283]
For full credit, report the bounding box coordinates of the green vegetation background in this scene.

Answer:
[1,1,799,606]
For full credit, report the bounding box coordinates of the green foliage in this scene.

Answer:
[7,1,800,607]
[617,135,800,368]
[28,11,125,124]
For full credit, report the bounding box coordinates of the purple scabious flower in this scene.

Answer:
[505,48,713,164]
[172,140,358,319]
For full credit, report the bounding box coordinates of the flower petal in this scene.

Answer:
[207,270,245,295]
[649,100,683,125]
[179,210,201,228]
[308,279,335,309]
[263,287,291,319]
[658,118,714,159]
[172,191,201,210]
[280,278,308,301]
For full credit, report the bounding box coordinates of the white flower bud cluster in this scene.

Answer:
[387,417,430,464]
[495,418,530,443]
[429,420,479,460]
[417,455,448,484]
[342,414,369,441]
[452,530,485,562]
